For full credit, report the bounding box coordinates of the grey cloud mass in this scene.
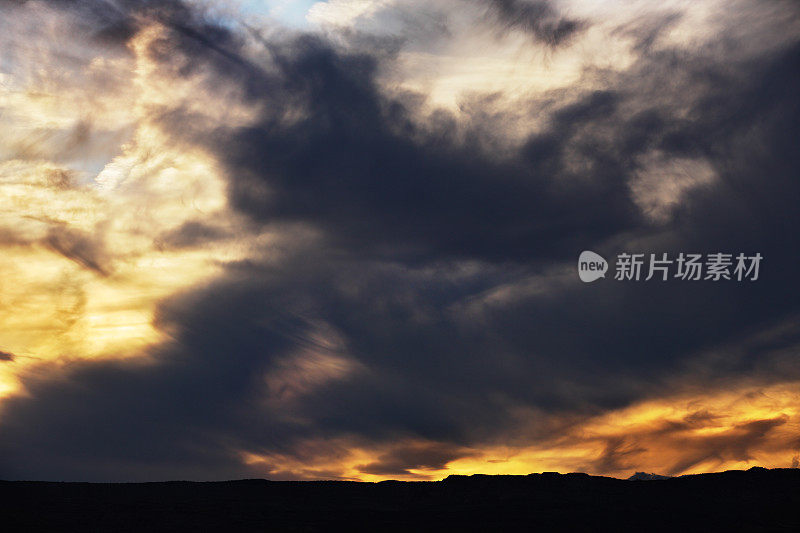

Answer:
[0,0,799,480]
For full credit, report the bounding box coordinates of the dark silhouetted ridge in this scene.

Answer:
[1,467,798,531]
[627,471,673,481]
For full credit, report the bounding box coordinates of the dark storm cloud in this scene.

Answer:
[664,416,791,475]
[1,0,234,50]
[589,437,648,474]
[1,0,164,43]
[200,42,639,264]
[0,279,302,481]
[1,0,800,481]
[486,0,586,46]
[357,442,475,476]
[193,28,800,400]
[156,221,231,250]
[0,351,14,362]
[176,14,800,429]
[44,226,109,276]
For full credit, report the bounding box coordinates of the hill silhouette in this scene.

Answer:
[2,467,798,531]
[627,471,673,481]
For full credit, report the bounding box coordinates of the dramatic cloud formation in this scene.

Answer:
[0,0,799,481]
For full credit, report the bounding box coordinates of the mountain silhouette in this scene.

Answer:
[627,471,673,481]
[2,467,798,531]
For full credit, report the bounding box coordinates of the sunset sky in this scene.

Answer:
[0,0,799,482]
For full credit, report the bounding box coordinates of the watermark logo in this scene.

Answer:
[578,250,608,283]
[577,251,762,282]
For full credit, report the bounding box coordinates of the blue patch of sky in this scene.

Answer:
[239,0,325,28]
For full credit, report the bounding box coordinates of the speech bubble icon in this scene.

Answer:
[578,250,608,283]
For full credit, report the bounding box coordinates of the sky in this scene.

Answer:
[0,0,799,482]
[239,1,321,28]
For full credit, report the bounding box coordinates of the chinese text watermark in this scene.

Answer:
[578,251,762,283]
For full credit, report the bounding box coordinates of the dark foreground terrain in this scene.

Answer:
[2,467,798,532]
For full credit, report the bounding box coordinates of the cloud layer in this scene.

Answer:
[0,0,799,481]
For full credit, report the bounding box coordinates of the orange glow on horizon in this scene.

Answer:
[239,382,800,481]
